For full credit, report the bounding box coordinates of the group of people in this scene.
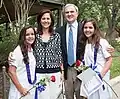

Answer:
[8,3,114,99]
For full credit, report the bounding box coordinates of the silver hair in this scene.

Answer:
[63,4,78,13]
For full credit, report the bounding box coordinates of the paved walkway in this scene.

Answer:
[110,76,120,99]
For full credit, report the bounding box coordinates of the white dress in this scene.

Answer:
[80,38,112,99]
[35,72,63,99]
[8,45,36,99]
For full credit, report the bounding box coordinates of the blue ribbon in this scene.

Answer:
[89,64,97,70]
[35,85,46,99]
[95,71,102,80]
[83,47,105,90]
[90,47,105,90]
[26,64,36,84]
[89,47,98,70]
[26,64,47,99]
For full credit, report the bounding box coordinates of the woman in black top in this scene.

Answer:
[34,9,63,99]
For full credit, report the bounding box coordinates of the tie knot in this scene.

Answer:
[69,24,72,28]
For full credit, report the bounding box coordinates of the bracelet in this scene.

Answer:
[61,70,64,71]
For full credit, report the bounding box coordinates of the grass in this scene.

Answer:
[110,51,120,79]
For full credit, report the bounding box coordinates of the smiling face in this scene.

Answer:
[40,13,51,29]
[25,28,35,46]
[64,5,78,24]
[83,22,95,38]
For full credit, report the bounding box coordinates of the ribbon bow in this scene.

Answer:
[35,85,46,99]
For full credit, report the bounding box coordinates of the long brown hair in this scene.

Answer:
[37,9,54,35]
[80,18,103,50]
[18,25,36,64]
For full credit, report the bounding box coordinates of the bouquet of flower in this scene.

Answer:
[35,75,56,92]
[19,75,56,99]
[73,60,89,72]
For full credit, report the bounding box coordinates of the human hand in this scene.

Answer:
[60,72,64,82]
[107,45,114,54]
[60,64,64,82]
[19,87,29,96]
[60,64,64,71]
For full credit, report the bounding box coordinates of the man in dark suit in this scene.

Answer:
[56,4,85,99]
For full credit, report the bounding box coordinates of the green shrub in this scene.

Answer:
[111,40,120,52]
[0,33,18,66]
[111,56,120,78]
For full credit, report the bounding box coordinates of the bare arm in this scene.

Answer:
[8,66,28,96]
[60,63,64,81]
[100,56,112,78]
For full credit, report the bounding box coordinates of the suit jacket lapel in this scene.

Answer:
[62,25,67,56]
[76,22,83,60]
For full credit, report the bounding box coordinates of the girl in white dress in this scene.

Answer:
[8,26,36,99]
[80,18,112,99]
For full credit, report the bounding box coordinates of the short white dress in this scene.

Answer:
[8,45,36,99]
[80,39,112,99]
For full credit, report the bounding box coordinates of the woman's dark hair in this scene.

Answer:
[18,25,36,64]
[80,18,103,50]
[37,9,54,35]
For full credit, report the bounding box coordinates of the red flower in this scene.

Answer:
[50,75,56,82]
[76,60,81,67]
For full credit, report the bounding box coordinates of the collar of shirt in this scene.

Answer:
[68,20,78,29]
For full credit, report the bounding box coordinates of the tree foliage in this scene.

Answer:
[64,0,120,41]
[0,0,36,66]
[0,24,18,66]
